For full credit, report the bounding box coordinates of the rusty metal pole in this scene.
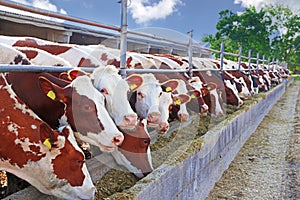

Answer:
[119,0,128,78]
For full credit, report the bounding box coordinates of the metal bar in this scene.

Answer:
[187,30,193,77]
[220,41,224,72]
[237,46,242,71]
[256,52,259,71]
[0,65,271,74]
[247,50,252,68]
[0,1,121,32]
[119,0,127,78]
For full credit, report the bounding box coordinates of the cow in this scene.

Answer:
[0,73,96,199]
[60,68,154,177]
[14,46,72,66]
[0,35,102,67]
[0,43,124,152]
[111,119,153,178]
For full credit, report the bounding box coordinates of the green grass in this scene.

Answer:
[292,74,300,81]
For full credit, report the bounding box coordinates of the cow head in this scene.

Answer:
[111,119,153,178]
[91,66,144,130]
[38,75,124,152]
[133,73,163,127]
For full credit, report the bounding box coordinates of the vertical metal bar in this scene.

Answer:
[248,49,252,70]
[188,30,193,77]
[237,46,242,71]
[220,41,224,72]
[262,55,265,68]
[256,52,259,71]
[268,58,270,70]
[120,0,128,78]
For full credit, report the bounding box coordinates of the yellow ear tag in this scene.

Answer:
[190,94,196,99]
[47,90,56,100]
[43,138,52,149]
[166,86,172,92]
[207,86,211,90]
[175,99,181,105]
[130,84,137,90]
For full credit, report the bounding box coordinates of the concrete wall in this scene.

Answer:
[113,79,293,200]
[4,79,293,200]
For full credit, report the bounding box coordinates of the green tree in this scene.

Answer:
[202,5,300,69]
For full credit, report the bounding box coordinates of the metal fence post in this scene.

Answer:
[237,46,242,71]
[256,52,259,71]
[248,49,252,70]
[262,55,265,68]
[119,0,128,78]
[188,30,193,77]
[220,41,224,72]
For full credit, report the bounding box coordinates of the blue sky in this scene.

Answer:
[1,0,299,43]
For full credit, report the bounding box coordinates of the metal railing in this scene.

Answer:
[0,0,283,75]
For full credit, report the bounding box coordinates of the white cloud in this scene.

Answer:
[1,0,67,22]
[234,0,300,13]
[128,0,183,25]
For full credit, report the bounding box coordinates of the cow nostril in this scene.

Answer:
[113,134,124,146]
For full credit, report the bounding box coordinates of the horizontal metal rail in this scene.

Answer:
[0,1,121,32]
[0,65,271,73]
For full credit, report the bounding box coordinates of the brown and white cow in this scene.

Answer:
[0,73,96,199]
[0,43,124,152]
[0,35,102,67]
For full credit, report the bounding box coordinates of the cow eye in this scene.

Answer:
[137,91,144,98]
[76,160,85,165]
[84,105,91,110]
[143,139,150,145]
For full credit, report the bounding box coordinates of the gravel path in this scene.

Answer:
[206,81,300,200]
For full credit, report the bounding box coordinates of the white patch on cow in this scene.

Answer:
[188,76,203,90]
[0,43,30,64]
[209,88,224,116]
[176,80,189,117]
[31,124,37,129]
[7,121,20,136]
[15,47,72,66]
[59,47,102,67]
[58,114,68,126]
[159,92,172,126]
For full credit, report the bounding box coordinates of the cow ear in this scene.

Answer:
[126,74,144,91]
[161,79,179,93]
[59,72,71,81]
[38,77,64,102]
[39,123,59,149]
[205,82,217,91]
[188,90,201,99]
[68,69,88,81]
[173,94,191,105]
